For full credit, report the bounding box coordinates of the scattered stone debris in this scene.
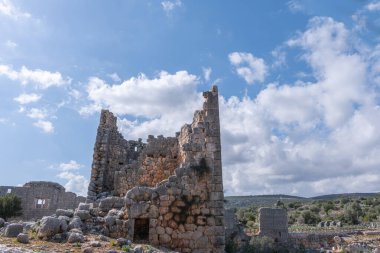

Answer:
[16,233,29,244]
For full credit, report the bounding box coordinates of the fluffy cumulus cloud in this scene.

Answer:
[0,64,69,89]
[56,160,88,196]
[229,52,268,84]
[14,93,41,104]
[220,17,380,196]
[81,70,203,139]
[0,0,31,20]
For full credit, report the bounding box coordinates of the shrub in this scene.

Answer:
[323,201,334,214]
[310,206,321,213]
[343,202,362,225]
[301,210,320,225]
[0,193,22,220]
[249,236,275,253]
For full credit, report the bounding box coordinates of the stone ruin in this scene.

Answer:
[0,181,85,220]
[0,86,225,252]
[82,85,225,252]
[225,209,250,247]
[258,207,289,243]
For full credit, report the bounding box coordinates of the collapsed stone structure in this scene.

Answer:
[225,209,250,248]
[0,181,85,220]
[85,86,225,252]
[258,208,289,242]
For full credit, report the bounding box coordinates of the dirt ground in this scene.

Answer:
[0,233,176,253]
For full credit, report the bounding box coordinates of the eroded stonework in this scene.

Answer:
[258,208,289,242]
[87,86,225,252]
[0,181,85,220]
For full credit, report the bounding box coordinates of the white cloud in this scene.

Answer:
[59,160,83,171]
[271,47,287,68]
[161,0,182,14]
[287,0,304,13]
[5,40,17,49]
[108,72,121,82]
[219,17,380,196]
[81,71,203,138]
[14,93,41,104]
[202,67,212,82]
[57,171,88,196]
[366,1,380,11]
[33,120,53,133]
[0,64,69,89]
[27,108,47,119]
[0,0,31,20]
[54,160,88,196]
[0,118,7,124]
[68,89,81,100]
[228,52,268,84]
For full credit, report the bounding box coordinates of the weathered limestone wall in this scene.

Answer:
[0,181,85,220]
[87,110,181,200]
[87,86,225,252]
[113,135,180,196]
[258,208,289,242]
[87,111,145,200]
[124,86,225,253]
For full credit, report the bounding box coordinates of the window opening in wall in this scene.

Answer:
[7,188,11,193]
[134,146,138,152]
[134,218,149,242]
[35,198,49,209]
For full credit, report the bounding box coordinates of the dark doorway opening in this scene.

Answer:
[134,218,149,242]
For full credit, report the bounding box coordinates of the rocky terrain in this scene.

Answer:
[0,233,176,253]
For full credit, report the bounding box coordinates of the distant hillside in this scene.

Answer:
[224,194,308,209]
[224,192,380,209]
[311,192,379,200]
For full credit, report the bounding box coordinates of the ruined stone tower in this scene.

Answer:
[87,86,225,252]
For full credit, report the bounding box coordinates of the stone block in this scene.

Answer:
[4,223,23,238]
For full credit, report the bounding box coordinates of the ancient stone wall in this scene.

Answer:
[113,135,180,196]
[87,86,225,252]
[258,207,289,242]
[124,86,224,252]
[225,209,250,248]
[0,181,85,220]
[87,111,145,200]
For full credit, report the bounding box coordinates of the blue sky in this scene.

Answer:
[1,0,380,197]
